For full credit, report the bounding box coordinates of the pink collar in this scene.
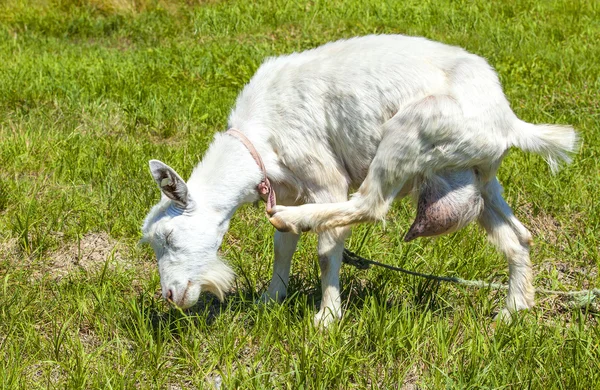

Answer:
[226,129,277,212]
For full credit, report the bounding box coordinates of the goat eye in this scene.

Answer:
[164,230,174,247]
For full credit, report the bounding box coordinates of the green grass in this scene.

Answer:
[1,0,599,388]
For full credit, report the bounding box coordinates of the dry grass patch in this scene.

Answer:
[76,101,129,138]
[0,236,19,261]
[11,232,126,281]
[520,203,562,245]
[50,232,121,275]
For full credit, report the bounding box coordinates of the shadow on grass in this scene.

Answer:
[340,272,454,315]
[126,268,514,340]
[124,287,267,338]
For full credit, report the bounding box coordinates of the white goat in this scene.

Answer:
[142,35,577,325]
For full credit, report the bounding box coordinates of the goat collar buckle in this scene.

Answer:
[225,129,277,212]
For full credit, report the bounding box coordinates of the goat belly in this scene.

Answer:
[404,170,484,241]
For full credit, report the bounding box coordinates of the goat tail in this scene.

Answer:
[511,120,579,173]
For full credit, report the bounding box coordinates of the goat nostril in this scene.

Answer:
[166,289,173,301]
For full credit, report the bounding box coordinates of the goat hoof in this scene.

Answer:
[257,292,285,305]
[495,305,532,323]
[268,206,306,233]
[494,308,515,323]
[313,308,341,329]
[269,216,292,232]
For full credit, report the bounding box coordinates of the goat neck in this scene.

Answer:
[186,132,266,223]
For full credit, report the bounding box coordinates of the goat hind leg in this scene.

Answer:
[268,192,394,234]
[478,178,535,321]
[268,94,469,234]
[268,137,417,234]
[268,173,407,233]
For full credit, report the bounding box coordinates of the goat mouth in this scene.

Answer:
[174,280,193,308]
[166,292,174,304]
[162,281,194,308]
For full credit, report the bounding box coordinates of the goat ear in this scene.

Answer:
[149,160,189,208]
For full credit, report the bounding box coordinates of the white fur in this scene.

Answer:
[142,35,577,323]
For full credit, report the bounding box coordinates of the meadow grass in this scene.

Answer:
[0,0,599,388]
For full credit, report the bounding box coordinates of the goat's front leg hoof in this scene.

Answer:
[258,290,285,305]
[313,307,341,329]
[268,206,311,234]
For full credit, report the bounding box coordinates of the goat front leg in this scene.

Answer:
[314,227,351,327]
[261,230,300,303]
